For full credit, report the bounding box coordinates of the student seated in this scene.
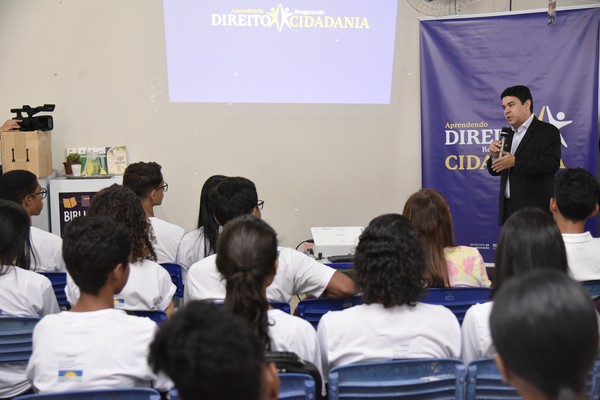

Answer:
[149,301,279,400]
[550,167,600,281]
[177,174,227,272]
[66,185,176,315]
[403,189,490,287]
[26,215,171,392]
[217,215,322,381]
[185,177,356,303]
[0,200,59,399]
[317,214,460,375]
[461,208,569,363]
[123,161,184,264]
[490,270,598,400]
[0,170,65,272]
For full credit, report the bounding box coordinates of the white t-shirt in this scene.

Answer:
[30,227,65,272]
[0,266,60,398]
[66,259,176,311]
[26,309,171,392]
[176,227,208,273]
[460,301,494,364]
[563,232,600,281]
[149,217,185,264]
[269,309,325,394]
[317,302,461,376]
[185,247,336,303]
[269,309,322,372]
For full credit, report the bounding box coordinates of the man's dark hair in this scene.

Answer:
[0,170,38,204]
[354,213,426,307]
[149,301,266,400]
[501,85,534,113]
[62,215,131,294]
[491,270,598,399]
[122,161,163,198]
[210,177,258,226]
[554,167,600,222]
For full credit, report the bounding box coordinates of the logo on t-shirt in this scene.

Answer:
[58,370,83,382]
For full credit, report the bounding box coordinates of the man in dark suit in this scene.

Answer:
[487,85,561,225]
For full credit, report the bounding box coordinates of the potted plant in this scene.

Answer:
[63,153,81,175]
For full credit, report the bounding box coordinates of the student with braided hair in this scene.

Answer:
[216,215,323,380]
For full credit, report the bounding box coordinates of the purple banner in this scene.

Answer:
[420,7,600,262]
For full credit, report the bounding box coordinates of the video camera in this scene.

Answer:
[10,104,55,131]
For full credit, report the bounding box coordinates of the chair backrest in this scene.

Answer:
[328,358,466,400]
[0,316,40,363]
[466,355,600,400]
[278,373,316,400]
[296,296,363,329]
[422,288,491,324]
[14,388,162,400]
[465,358,520,400]
[126,310,168,323]
[270,301,291,314]
[38,272,69,309]
[160,263,184,298]
[581,280,600,298]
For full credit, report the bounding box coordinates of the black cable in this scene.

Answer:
[295,239,314,251]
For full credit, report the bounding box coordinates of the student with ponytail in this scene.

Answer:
[216,215,323,375]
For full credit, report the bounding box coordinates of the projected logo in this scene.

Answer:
[443,105,573,171]
[211,3,370,31]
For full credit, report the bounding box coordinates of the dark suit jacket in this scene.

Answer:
[487,116,561,225]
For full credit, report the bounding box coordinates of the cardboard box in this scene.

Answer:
[1,130,53,178]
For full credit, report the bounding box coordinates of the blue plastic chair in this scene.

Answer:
[270,301,291,314]
[581,280,600,299]
[160,263,184,298]
[422,288,491,324]
[296,296,363,329]
[465,358,519,400]
[38,272,69,309]
[328,358,466,400]
[0,316,40,362]
[125,310,168,323]
[466,356,600,400]
[14,388,162,399]
[168,389,180,400]
[279,373,316,400]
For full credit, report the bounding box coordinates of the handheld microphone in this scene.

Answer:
[499,127,511,158]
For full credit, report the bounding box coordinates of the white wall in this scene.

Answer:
[0,0,595,246]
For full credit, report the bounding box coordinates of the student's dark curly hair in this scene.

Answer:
[149,301,266,400]
[554,167,600,222]
[122,161,163,198]
[63,215,131,294]
[87,184,156,262]
[354,213,426,307]
[0,199,32,274]
[216,215,278,350]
